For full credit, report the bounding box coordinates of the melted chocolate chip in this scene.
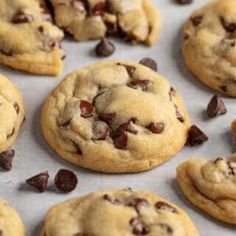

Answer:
[174,105,185,122]
[147,122,165,134]
[130,79,151,90]
[0,150,15,171]
[118,119,137,134]
[26,171,49,192]
[14,103,20,114]
[155,201,177,213]
[117,63,136,77]
[95,38,115,57]
[129,198,149,213]
[92,2,106,16]
[220,17,236,33]
[54,169,78,193]
[188,125,208,146]
[207,95,227,118]
[103,194,122,205]
[130,217,150,235]
[98,113,116,125]
[12,11,34,23]
[93,121,109,140]
[191,15,203,27]
[176,0,193,4]
[139,57,158,72]
[80,100,94,118]
[111,130,128,149]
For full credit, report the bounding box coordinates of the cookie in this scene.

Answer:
[0,0,64,76]
[182,0,236,97]
[41,189,199,236]
[0,74,25,153]
[177,154,236,224]
[41,60,190,173]
[0,198,25,236]
[50,0,160,46]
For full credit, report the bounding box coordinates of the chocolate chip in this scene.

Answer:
[118,119,138,134]
[188,125,208,146]
[92,2,106,16]
[95,38,115,57]
[128,198,149,213]
[176,0,193,4]
[54,169,78,193]
[174,105,185,122]
[7,128,15,138]
[106,22,118,35]
[207,95,227,118]
[79,100,94,118]
[26,171,49,192]
[38,26,44,33]
[103,194,122,205]
[117,63,136,77]
[93,121,109,140]
[14,103,20,114]
[12,11,34,23]
[228,161,236,175]
[191,15,203,27]
[220,17,236,33]
[111,130,128,149]
[155,201,177,213]
[146,122,165,134]
[159,223,173,234]
[0,150,15,171]
[130,79,151,90]
[130,217,150,235]
[220,85,227,92]
[98,113,116,125]
[169,87,176,101]
[139,57,158,72]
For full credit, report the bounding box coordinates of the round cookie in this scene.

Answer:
[0,198,25,236]
[0,74,25,153]
[41,60,190,173]
[41,189,199,236]
[177,154,236,224]
[50,0,160,46]
[182,0,236,97]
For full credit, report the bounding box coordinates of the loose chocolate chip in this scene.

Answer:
[129,198,149,213]
[26,171,49,193]
[207,95,227,118]
[98,113,116,125]
[220,17,236,33]
[95,38,115,57]
[79,100,94,118]
[54,169,78,193]
[14,103,20,114]
[111,130,128,149]
[174,105,185,122]
[93,121,109,140]
[159,223,173,234]
[147,122,165,134]
[139,57,158,72]
[0,150,15,171]
[92,2,106,16]
[7,128,15,138]
[130,79,151,90]
[118,119,138,134]
[155,201,177,213]
[191,15,203,27]
[12,11,34,23]
[176,0,193,4]
[103,194,122,205]
[188,125,208,146]
[117,63,136,77]
[130,217,150,235]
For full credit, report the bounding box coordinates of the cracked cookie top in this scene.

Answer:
[41,60,190,173]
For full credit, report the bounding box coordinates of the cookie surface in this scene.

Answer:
[0,0,64,75]
[0,74,25,152]
[41,60,190,173]
[177,154,236,224]
[182,0,236,97]
[50,0,160,46]
[41,189,199,236]
[0,198,25,236]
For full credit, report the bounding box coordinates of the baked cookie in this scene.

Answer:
[50,0,160,46]
[182,0,236,97]
[41,60,190,173]
[0,0,64,76]
[177,154,236,224]
[41,189,199,236]
[0,198,25,236]
[0,74,25,153]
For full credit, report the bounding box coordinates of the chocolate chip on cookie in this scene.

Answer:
[155,201,177,213]
[95,38,115,57]
[220,17,236,33]
[111,130,128,149]
[139,57,158,72]
[228,161,236,175]
[92,121,109,140]
[147,122,165,134]
[174,105,185,122]
[98,113,116,125]
[176,0,193,4]
[92,2,106,16]
[12,10,34,23]
[130,79,151,90]
[207,95,227,118]
[159,223,174,234]
[0,150,15,171]
[128,198,150,213]
[54,169,78,193]
[79,100,94,118]
[188,125,208,146]
[14,102,20,114]
[118,119,138,134]
[130,217,150,235]
[191,15,203,27]
[26,171,49,192]
[103,194,121,205]
[117,63,136,76]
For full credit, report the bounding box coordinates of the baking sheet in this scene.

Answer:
[0,0,235,235]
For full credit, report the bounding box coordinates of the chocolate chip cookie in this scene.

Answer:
[41,60,190,173]
[177,154,236,224]
[40,189,199,236]
[182,0,236,97]
[50,0,160,46]
[0,74,25,153]
[0,198,25,236]
[0,0,64,75]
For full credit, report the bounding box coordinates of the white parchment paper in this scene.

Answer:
[0,0,235,235]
